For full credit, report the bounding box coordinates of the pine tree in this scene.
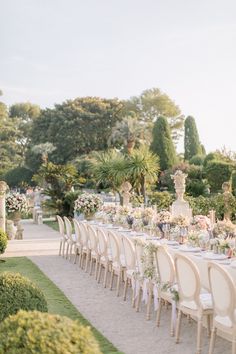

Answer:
[184,116,202,160]
[150,116,177,170]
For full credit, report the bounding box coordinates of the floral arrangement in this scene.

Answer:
[156,210,171,224]
[171,215,189,227]
[74,193,103,215]
[6,193,28,214]
[191,215,211,230]
[213,220,236,237]
[188,230,210,247]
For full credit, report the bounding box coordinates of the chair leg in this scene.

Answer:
[156,299,162,326]
[123,279,128,301]
[207,315,211,337]
[131,282,136,308]
[196,318,203,354]
[69,244,73,261]
[116,271,121,296]
[109,269,114,290]
[89,258,93,275]
[59,241,62,256]
[209,326,216,354]
[136,288,142,312]
[97,264,102,283]
[62,242,66,257]
[74,248,78,264]
[66,243,70,259]
[85,252,90,272]
[146,284,153,320]
[103,264,109,288]
[232,335,236,354]
[175,309,182,344]
[95,259,99,280]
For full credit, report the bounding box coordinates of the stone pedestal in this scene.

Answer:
[33,206,43,224]
[170,200,192,219]
[0,181,8,232]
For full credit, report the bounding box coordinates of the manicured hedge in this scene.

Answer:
[0,272,48,321]
[0,310,102,354]
[0,229,7,255]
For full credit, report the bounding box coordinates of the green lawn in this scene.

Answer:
[43,219,59,231]
[0,257,122,354]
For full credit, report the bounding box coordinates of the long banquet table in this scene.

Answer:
[93,222,236,292]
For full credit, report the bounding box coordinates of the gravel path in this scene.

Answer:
[5,220,231,354]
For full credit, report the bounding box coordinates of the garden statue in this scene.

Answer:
[6,220,17,239]
[222,182,234,221]
[120,181,132,206]
[0,181,8,232]
[171,170,187,202]
[170,170,192,219]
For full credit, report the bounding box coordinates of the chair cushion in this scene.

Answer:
[180,293,212,311]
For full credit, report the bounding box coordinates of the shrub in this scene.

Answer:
[148,191,174,210]
[0,229,7,255]
[0,310,102,354]
[204,160,234,192]
[232,171,236,197]
[189,154,205,166]
[0,272,48,321]
[3,166,34,188]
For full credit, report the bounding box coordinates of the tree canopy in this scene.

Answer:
[184,116,202,160]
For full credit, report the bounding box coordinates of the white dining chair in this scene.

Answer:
[154,245,176,336]
[73,219,82,264]
[78,221,90,269]
[122,234,136,304]
[107,230,125,296]
[208,262,236,354]
[87,224,99,275]
[56,215,67,257]
[64,216,77,260]
[175,253,213,354]
[96,227,111,286]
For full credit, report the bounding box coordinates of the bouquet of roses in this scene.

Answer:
[6,193,28,214]
[74,193,103,215]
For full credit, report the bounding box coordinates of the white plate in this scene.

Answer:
[203,253,228,260]
[179,246,201,253]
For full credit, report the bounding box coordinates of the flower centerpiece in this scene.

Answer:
[171,215,190,243]
[74,193,103,220]
[213,220,236,238]
[6,193,28,217]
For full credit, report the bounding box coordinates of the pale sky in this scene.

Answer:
[1,0,236,153]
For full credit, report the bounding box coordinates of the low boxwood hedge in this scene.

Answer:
[0,229,7,255]
[0,272,48,321]
[0,310,102,354]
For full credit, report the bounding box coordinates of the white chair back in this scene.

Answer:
[155,246,175,284]
[87,224,98,252]
[208,262,236,326]
[79,222,89,248]
[73,219,81,243]
[64,216,73,241]
[174,254,201,307]
[122,235,136,270]
[56,215,65,236]
[107,230,120,263]
[97,228,108,258]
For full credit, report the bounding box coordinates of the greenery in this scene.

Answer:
[0,257,121,354]
[184,116,202,160]
[0,272,48,321]
[33,162,80,216]
[150,116,177,170]
[204,159,234,192]
[0,310,101,354]
[3,166,34,188]
[0,230,7,255]
[148,191,174,210]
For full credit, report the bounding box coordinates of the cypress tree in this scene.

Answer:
[150,116,177,170]
[184,116,202,160]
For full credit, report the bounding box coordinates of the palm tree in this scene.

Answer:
[108,116,149,154]
[126,146,159,204]
[91,150,127,196]
[31,142,56,163]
